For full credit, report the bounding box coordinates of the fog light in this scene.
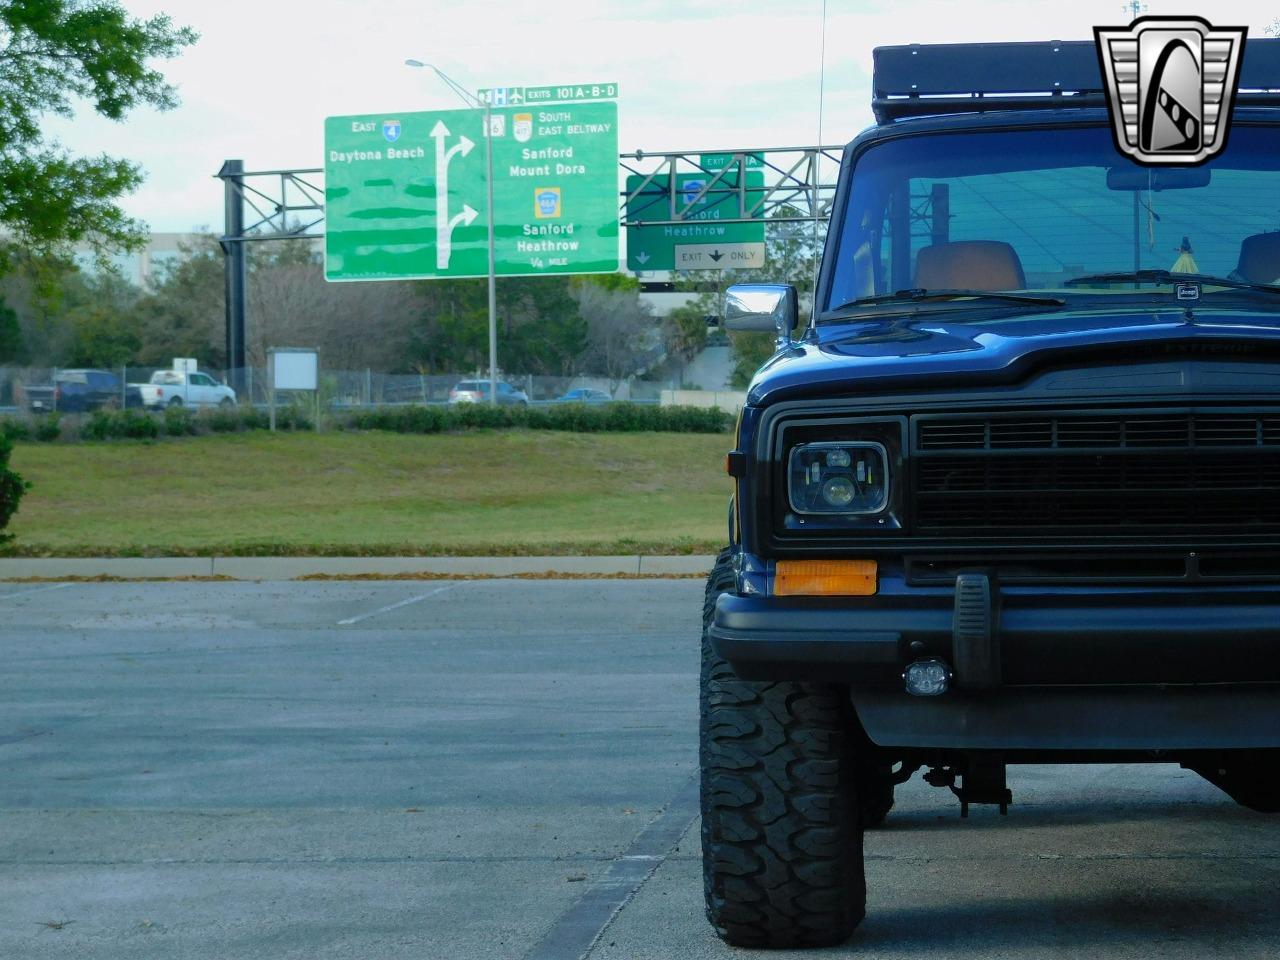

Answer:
[904,659,951,697]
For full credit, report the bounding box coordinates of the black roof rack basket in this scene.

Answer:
[872,38,1280,123]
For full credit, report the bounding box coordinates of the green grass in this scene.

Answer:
[3,431,733,556]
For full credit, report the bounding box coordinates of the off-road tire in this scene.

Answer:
[700,548,866,948]
[168,397,184,407]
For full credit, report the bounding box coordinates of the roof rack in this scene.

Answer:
[872,38,1280,124]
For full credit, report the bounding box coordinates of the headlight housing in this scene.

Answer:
[788,441,890,515]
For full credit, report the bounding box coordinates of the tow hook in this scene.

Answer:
[924,756,1013,817]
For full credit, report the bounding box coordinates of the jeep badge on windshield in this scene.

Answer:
[1095,16,1246,166]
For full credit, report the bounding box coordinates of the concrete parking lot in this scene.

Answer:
[0,578,1277,959]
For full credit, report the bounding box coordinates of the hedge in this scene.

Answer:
[0,402,731,443]
[345,402,728,434]
[0,434,30,543]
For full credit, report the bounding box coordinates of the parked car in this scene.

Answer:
[24,369,141,413]
[555,388,612,404]
[447,379,529,406]
[135,370,236,409]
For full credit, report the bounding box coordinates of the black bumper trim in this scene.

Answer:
[711,588,1280,684]
[855,685,1280,751]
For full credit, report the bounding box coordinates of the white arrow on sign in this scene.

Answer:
[450,203,479,234]
[634,251,650,266]
[431,120,477,270]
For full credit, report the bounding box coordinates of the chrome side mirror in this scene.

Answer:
[724,284,799,347]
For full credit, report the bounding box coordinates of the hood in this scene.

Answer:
[747,304,1280,406]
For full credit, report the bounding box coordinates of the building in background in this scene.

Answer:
[72,232,203,289]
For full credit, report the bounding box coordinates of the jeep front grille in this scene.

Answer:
[913,410,1280,532]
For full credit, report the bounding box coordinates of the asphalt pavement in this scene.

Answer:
[0,579,1277,959]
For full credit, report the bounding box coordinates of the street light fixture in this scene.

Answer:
[405,58,499,406]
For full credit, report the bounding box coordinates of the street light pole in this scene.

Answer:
[483,93,497,408]
[406,59,500,406]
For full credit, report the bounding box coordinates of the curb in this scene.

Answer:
[0,555,717,582]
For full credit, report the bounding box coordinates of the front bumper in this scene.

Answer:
[711,575,1280,749]
[711,578,1280,686]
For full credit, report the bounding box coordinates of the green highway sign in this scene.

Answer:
[478,82,618,106]
[699,152,764,170]
[625,171,766,272]
[324,101,618,281]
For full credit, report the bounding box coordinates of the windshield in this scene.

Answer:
[824,124,1280,312]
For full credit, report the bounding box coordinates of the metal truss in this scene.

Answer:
[619,146,844,226]
[216,146,846,245]
[215,161,325,243]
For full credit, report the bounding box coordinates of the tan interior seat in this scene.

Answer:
[1235,232,1280,284]
[914,240,1027,291]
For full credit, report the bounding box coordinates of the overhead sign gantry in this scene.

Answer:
[216,142,841,375]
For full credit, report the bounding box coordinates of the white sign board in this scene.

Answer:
[270,349,318,391]
[673,242,766,270]
[173,357,198,373]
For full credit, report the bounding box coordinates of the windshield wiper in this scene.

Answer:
[823,288,1066,319]
[1064,270,1280,296]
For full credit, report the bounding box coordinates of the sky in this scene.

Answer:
[43,0,1280,235]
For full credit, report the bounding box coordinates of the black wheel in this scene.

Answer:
[700,548,866,948]
[219,398,234,408]
[168,397,184,407]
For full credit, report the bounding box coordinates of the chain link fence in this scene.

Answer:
[0,365,680,415]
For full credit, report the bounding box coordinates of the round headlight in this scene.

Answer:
[821,476,855,507]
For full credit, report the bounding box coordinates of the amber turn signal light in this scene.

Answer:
[774,560,878,596]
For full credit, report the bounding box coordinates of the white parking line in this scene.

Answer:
[336,586,455,626]
[0,583,72,603]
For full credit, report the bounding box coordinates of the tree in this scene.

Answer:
[574,279,656,388]
[0,250,142,366]
[0,298,22,363]
[0,433,29,547]
[664,301,709,385]
[497,277,586,376]
[0,1,196,265]
[136,234,226,367]
[408,279,489,374]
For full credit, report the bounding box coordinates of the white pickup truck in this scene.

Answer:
[136,370,237,409]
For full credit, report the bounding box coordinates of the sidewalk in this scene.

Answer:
[0,555,716,581]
